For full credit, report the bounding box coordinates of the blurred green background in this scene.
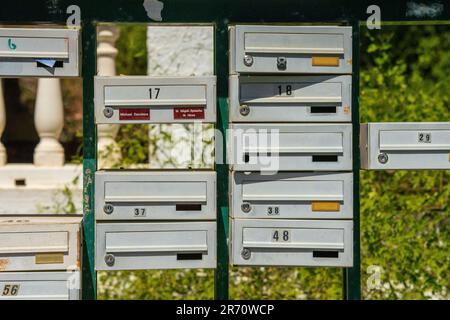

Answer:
[97,24,450,300]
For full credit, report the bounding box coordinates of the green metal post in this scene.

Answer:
[214,19,230,300]
[82,20,98,300]
[344,19,361,300]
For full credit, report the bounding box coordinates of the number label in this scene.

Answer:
[272,230,290,242]
[2,284,20,296]
[267,206,280,216]
[418,132,431,143]
[134,208,146,217]
[277,84,293,96]
[149,87,160,99]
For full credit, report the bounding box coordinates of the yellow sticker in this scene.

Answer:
[312,56,340,67]
[343,105,350,114]
[312,201,341,212]
[35,253,64,264]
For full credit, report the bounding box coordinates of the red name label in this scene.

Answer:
[173,107,205,120]
[119,108,150,121]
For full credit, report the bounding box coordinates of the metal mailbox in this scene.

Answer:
[94,76,216,124]
[95,221,216,270]
[229,75,352,122]
[0,271,80,300]
[229,25,352,74]
[231,172,353,219]
[361,122,450,170]
[231,219,353,267]
[95,170,216,221]
[229,123,352,171]
[0,216,82,272]
[0,27,80,77]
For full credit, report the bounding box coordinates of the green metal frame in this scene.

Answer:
[1,0,448,301]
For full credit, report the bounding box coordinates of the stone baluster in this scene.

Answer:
[0,79,6,165]
[97,25,121,168]
[33,78,64,166]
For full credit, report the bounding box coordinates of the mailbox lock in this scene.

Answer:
[241,248,251,260]
[104,254,115,266]
[239,105,250,116]
[277,57,287,70]
[243,54,254,67]
[378,152,389,164]
[103,107,114,118]
[103,204,114,215]
[241,203,252,213]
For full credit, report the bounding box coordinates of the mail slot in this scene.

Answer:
[0,27,80,77]
[230,123,352,171]
[0,271,80,300]
[229,25,352,74]
[95,170,216,220]
[0,216,82,272]
[229,75,352,122]
[95,221,216,270]
[361,122,450,170]
[94,76,216,124]
[231,172,353,219]
[231,219,353,267]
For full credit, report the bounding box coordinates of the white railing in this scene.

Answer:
[0,25,121,215]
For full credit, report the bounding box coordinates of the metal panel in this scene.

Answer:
[95,221,216,270]
[95,170,216,220]
[230,123,352,171]
[94,76,216,124]
[361,122,450,170]
[0,271,80,300]
[0,216,82,272]
[231,219,353,267]
[230,25,352,74]
[229,74,352,122]
[0,27,80,77]
[231,172,353,219]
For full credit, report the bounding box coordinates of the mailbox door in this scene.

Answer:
[0,27,80,77]
[229,75,352,122]
[231,219,353,267]
[95,222,216,270]
[0,271,80,300]
[94,76,216,124]
[230,123,352,171]
[231,172,353,219]
[230,25,352,74]
[95,171,216,220]
[0,217,82,272]
[361,122,450,170]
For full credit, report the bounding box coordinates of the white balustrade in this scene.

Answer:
[97,25,122,169]
[33,78,65,167]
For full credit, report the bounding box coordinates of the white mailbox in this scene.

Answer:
[94,76,216,124]
[229,25,352,74]
[0,271,80,300]
[0,27,80,77]
[95,171,216,221]
[96,222,216,270]
[0,216,82,272]
[229,123,352,171]
[361,122,450,170]
[229,75,352,122]
[231,219,353,267]
[231,172,353,219]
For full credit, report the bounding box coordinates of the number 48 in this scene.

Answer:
[272,230,290,242]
